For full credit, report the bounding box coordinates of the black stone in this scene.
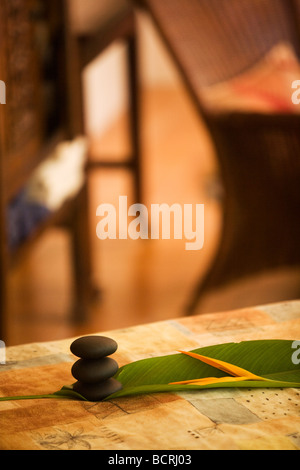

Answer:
[70,336,118,359]
[71,357,119,384]
[73,378,123,401]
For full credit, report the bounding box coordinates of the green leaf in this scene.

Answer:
[0,385,86,402]
[51,385,87,401]
[0,340,299,402]
[108,340,300,399]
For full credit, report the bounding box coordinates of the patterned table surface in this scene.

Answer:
[0,300,300,450]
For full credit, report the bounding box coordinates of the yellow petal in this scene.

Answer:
[169,376,249,385]
[178,350,266,381]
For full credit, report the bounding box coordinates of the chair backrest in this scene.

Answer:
[145,0,300,87]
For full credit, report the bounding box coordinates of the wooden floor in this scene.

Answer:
[6,85,300,346]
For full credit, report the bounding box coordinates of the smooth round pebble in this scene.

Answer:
[70,336,118,359]
[71,357,119,384]
[73,378,123,401]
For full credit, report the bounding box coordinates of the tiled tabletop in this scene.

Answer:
[0,300,299,450]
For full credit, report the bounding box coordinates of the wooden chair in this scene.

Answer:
[134,0,300,313]
[66,0,142,203]
[0,0,141,340]
[64,0,142,319]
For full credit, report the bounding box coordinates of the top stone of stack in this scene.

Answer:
[70,336,118,360]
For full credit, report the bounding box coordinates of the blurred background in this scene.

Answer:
[1,0,300,346]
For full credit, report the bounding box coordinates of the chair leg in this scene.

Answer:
[69,182,96,323]
[0,209,9,341]
[127,33,142,204]
[185,220,228,316]
[0,272,7,342]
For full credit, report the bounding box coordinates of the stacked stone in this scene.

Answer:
[70,336,122,401]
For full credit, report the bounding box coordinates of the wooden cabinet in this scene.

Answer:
[0,0,91,339]
[1,0,68,198]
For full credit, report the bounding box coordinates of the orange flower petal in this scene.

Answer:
[178,350,266,381]
[169,376,249,385]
